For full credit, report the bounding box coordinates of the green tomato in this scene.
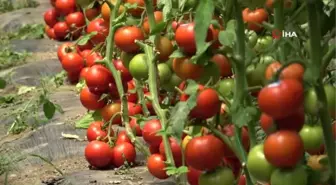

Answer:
[247,144,276,182]
[247,30,258,48]
[217,78,235,97]
[270,165,308,185]
[129,53,149,80]
[260,55,275,64]
[304,85,336,119]
[197,62,220,85]
[254,36,273,53]
[162,73,183,92]
[121,51,135,69]
[199,167,235,185]
[166,58,173,70]
[246,63,268,87]
[299,124,324,151]
[157,63,172,84]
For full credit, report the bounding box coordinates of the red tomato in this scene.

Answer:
[50,0,56,6]
[333,121,336,140]
[143,11,163,34]
[53,21,70,40]
[114,26,145,53]
[80,50,91,59]
[211,54,232,78]
[242,8,268,32]
[127,80,138,103]
[187,167,202,185]
[55,0,76,15]
[172,21,179,31]
[147,154,168,179]
[238,175,246,185]
[264,130,304,168]
[185,135,225,171]
[172,57,204,80]
[57,42,75,61]
[67,71,79,84]
[44,8,59,27]
[87,18,109,44]
[80,87,106,110]
[126,0,157,17]
[142,119,163,147]
[85,65,114,94]
[85,140,113,168]
[175,23,213,55]
[222,125,250,157]
[79,67,90,80]
[45,25,56,40]
[85,7,100,21]
[112,142,136,167]
[260,113,277,134]
[116,130,132,145]
[61,52,84,73]
[128,102,143,116]
[87,121,114,142]
[86,51,103,67]
[130,117,142,136]
[258,79,304,119]
[265,62,305,81]
[149,145,160,154]
[113,59,133,82]
[275,108,305,131]
[65,12,85,35]
[159,138,183,167]
[264,61,281,81]
[101,103,122,125]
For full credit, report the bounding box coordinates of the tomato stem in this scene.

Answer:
[134,79,151,117]
[274,0,286,62]
[306,0,336,179]
[104,0,150,157]
[322,44,336,76]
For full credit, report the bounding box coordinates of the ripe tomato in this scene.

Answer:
[67,71,80,84]
[113,59,133,82]
[101,103,122,125]
[159,138,183,167]
[129,53,149,80]
[147,154,168,179]
[53,22,70,40]
[130,117,142,136]
[187,167,202,185]
[85,141,113,168]
[304,85,336,119]
[222,125,250,157]
[65,12,85,33]
[44,8,59,27]
[114,26,145,53]
[199,167,235,185]
[149,145,160,154]
[260,113,277,134]
[55,0,76,15]
[80,87,106,110]
[242,8,268,32]
[80,67,90,80]
[87,121,114,142]
[275,108,305,131]
[190,89,221,119]
[270,165,308,185]
[172,57,204,80]
[211,54,232,78]
[50,0,56,6]
[143,11,163,34]
[247,144,275,182]
[57,42,75,61]
[258,79,304,119]
[142,119,163,147]
[156,36,173,62]
[264,130,304,168]
[238,175,246,185]
[101,0,125,21]
[61,52,84,73]
[85,7,100,21]
[112,142,136,167]
[116,130,132,145]
[85,65,114,94]
[175,23,212,55]
[45,25,56,40]
[127,102,143,116]
[86,51,103,67]
[185,135,225,171]
[126,80,138,103]
[299,124,324,152]
[265,62,305,81]
[87,18,109,44]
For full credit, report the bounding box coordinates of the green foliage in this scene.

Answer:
[0,39,31,70]
[0,0,39,14]
[75,111,103,129]
[6,24,45,40]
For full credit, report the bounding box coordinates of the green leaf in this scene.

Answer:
[226,20,237,31]
[194,0,215,53]
[150,22,167,35]
[184,80,199,95]
[169,49,185,58]
[0,77,6,89]
[165,166,188,176]
[75,111,102,129]
[162,0,173,21]
[77,32,97,46]
[169,102,191,143]
[43,100,56,120]
[219,30,236,47]
[232,106,259,127]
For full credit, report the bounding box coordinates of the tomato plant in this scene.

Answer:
[270,165,308,185]
[142,119,163,147]
[242,8,268,32]
[112,142,136,167]
[85,141,113,168]
[114,26,145,53]
[299,124,324,153]
[147,154,168,179]
[199,167,235,185]
[80,87,106,110]
[87,121,114,142]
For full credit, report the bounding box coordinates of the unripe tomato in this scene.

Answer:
[217,78,235,97]
[112,142,136,167]
[156,36,174,62]
[87,18,109,44]
[142,119,163,147]
[44,8,59,27]
[101,103,122,125]
[157,63,172,84]
[101,0,125,21]
[61,53,84,73]
[199,167,235,185]
[147,154,168,179]
[270,165,308,185]
[129,53,149,80]
[114,26,145,53]
[53,22,70,40]
[85,141,113,168]
[258,79,304,119]
[80,87,106,110]
[264,130,304,168]
[185,135,225,171]
[242,8,268,32]
[172,57,204,80]
[299,124,324,152]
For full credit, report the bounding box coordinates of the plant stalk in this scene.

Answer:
[306,0,336,179]
[274,0,286,62]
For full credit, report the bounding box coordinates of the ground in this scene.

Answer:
[0,1,174,184]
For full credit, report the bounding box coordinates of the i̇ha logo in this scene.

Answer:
[272,29,298,39]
